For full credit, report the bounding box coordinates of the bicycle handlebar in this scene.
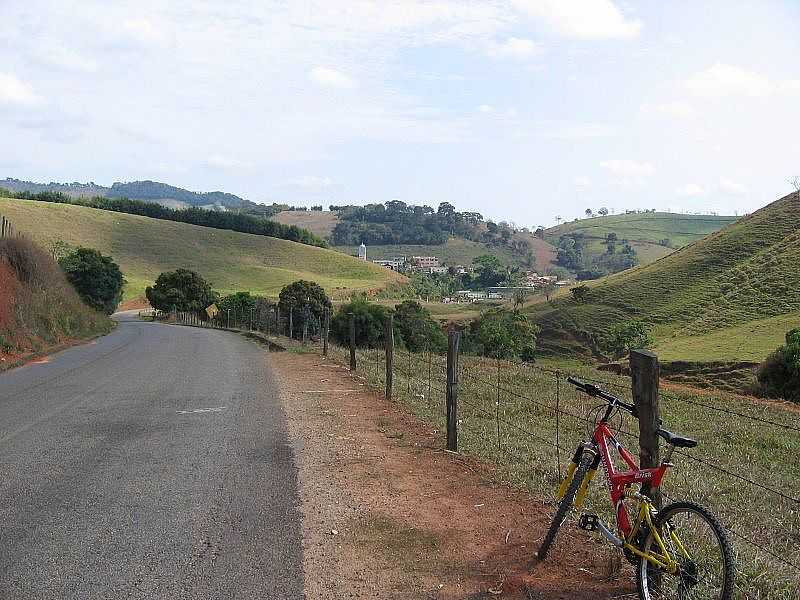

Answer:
[566,377,638,418]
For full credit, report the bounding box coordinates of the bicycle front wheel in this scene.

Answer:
[636,501,735,600]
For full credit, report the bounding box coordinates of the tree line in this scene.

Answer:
[0,188,327,248]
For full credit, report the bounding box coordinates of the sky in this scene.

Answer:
[1,0,799,227]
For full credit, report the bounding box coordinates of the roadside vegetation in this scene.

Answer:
[0,236,112,363]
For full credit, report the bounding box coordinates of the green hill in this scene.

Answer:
[529,193,800,361]
[0,197,406,302]
[545,211,738,271]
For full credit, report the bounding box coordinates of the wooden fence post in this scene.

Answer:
[302,305,309,344]
[288,308,293,339]
[446,328,461,452]
[348,313,356,371]
[384,314,394,401]
[630,349,661,508]
[322,309,330,357]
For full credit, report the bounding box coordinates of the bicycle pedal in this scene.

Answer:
[578,514,599,531]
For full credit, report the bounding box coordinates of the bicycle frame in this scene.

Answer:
[558,420,687,573]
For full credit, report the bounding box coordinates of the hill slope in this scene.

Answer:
[529,193,800,359]
[273,210,340,238]
[0,198,405,301]
[544,212,738,269]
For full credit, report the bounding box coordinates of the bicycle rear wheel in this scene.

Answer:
[536,449,593,560]
[636,501,734,600]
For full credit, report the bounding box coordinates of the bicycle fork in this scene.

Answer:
[557,445,601,510]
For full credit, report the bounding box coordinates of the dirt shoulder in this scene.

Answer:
[269,351,632,599]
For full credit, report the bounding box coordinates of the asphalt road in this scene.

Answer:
[0,314,304,599]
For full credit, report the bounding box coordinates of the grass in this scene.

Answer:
[0,197,406,301]
[654,311,800,362]
[528,193,800,362]
[316,338,800,599]
[545,212,739,248]
[336,237,526,269]
[272,210,339,238]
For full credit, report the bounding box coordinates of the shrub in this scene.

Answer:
[757,328,800,402]
[58,247,124,315]
[278,280,332,338]
[464,308,539,360]
[393,300,447,353]
[330,298,390,348]
[145,269,217,313]
[603,319,654,359]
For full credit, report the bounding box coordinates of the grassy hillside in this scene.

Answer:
[272,210,339,238]
[337,235,555,270]
[0,197,406,301]
[529,193,800,361]
[1,236,112,365]
[545,211,738,270]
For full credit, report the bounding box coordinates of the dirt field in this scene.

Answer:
[270,351,634,599]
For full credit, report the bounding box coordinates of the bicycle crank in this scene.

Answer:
[578,514,623,548]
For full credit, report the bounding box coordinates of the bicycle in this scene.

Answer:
[537,377,735,600]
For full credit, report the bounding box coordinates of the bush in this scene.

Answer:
[603,319,654,359]
[278,280,332,338]
[330,298,390,348]
[464,308,539,360]
[393,300,447,353]
[145,269,217,313]
[58,247,124,315]
[757,328,800,402]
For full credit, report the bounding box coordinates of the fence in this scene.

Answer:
[169,311,798,599]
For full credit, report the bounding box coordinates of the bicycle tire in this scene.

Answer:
[636,501,735,600]
[536,449,593,560]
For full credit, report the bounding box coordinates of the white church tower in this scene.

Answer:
[358,243,367,261]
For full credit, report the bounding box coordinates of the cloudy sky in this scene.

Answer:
[2,1,799,226]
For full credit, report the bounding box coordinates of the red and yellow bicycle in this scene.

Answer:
[537,377,735,600]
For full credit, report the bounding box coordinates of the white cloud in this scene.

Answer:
[488,37,542,60]
[0,73,41,106]
[477,104,494,113]
[122,17,169,46]
[676,183,705,197]
[719,177,747,195]
[206,154,253,170]
[600,159,655,184]
[575,176,591,191]
[640,101,696,119]
[686,63,772,98]
[309,67,356,89]
[286,175,334,190]
[542,121,615,139]
[512,0,641,39]
[36,44,98,73]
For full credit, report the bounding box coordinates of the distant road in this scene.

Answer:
[0,314,304,599]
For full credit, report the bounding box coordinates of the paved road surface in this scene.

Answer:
[0,315,304,599]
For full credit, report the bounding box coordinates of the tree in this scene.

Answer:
[218,291,258,322]
[464,308,539,360]
[604,320,654,359]
[757,328,800,402]
[541,281,557,303]
[598,207,609,216]
[59,247,124,315]
[512,289,529,311]
[330,297,390,348]
[472,254,506,289]
[145,269,217,313]
[570,284,590,303]
[788,176,800,193]
[278,280,332,337]
[393,300,447,353]
[585,208,593,218]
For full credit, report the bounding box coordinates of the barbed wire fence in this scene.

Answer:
[166,310,797,599]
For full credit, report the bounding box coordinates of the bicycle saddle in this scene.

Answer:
[657,428,697,448]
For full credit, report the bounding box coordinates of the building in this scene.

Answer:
[427,266,448,275]
[358,243,367,261]
[410,256,439,269]
[373,258,404,271]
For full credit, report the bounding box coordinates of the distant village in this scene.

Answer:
[355,243,569,303]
